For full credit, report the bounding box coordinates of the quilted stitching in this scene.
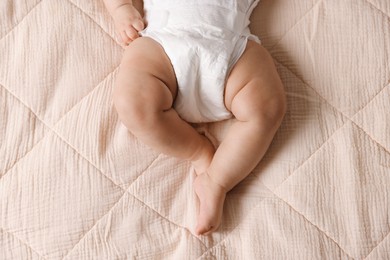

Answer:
[0,84,48,179]
[364,0,390,19]
[274,59,390,155]
[0,0,122,179]
[274,196,355,259]
[0,0,43,41]
[65,0,118,46]
[1,227,45,259]
[366,232,390,259]
[353,84,390,153]
[62,155,207,258]
[0,68,118,180]
[199,197,355,259]
[275,122,390,258]
[268,0,324,50]
[1,0,389,258]
[264,1,390,257]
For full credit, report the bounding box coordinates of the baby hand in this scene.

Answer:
[112,4,145,46]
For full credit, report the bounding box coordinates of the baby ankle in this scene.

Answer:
[204,171,229,194]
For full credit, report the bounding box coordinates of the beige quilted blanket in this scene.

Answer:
[1,0,389,259]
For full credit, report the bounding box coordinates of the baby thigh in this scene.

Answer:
[112,37,214,164]
[113,37,178,134]
[224,40,286,123]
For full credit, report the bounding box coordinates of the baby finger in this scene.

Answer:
[120,30,131,45]
[133,19,145,32]
[126,27,139,40]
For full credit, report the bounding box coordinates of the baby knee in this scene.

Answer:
[233,80,286,126]
[253,79,286,125]
[113,74,173,132]
[248,97,286,133]
[260,92,286,126]
[113,84,159,133]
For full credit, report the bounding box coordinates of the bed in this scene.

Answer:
[1,0,389,259]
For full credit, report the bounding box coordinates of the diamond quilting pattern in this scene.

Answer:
[0,0,389,258]
[64,192,206,259]
[253,62,346,190]
[270,0,390,117]
[0,85,47,178]
[0,0,122,128]
[275,122,390,258]
[353,86,390,153]
[201,198,354,259]
[365,0,390,17]
[0,132,125,259]
[0,228,41,259]
[366,233,390,259]
[0,0,42,39]
[52,69,160,190]
[66,0,117,42]
[127,156,197,231]
[251,0,320,49]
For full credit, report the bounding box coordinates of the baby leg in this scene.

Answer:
[195,41,286,235]
[113,37,214,174]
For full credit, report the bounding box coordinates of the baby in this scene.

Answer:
[103,0,286,235]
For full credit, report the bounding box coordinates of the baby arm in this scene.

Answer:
[103,0,145,46]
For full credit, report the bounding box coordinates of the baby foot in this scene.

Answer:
[194,172,227,235]
[191,136,215,175]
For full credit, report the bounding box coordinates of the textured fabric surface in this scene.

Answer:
[1,0,389,259]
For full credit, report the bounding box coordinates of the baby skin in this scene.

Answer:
[104,0,286,235]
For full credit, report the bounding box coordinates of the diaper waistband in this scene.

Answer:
[143,5,249,35]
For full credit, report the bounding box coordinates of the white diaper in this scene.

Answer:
[140,0,261,123]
